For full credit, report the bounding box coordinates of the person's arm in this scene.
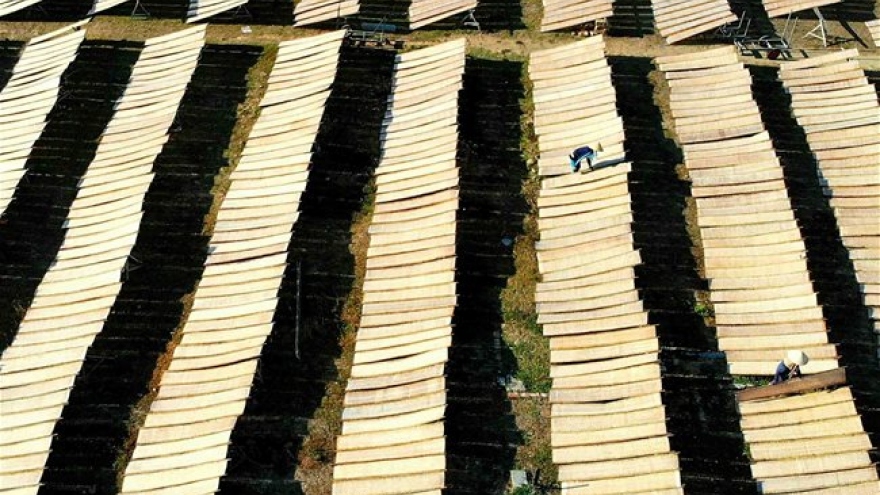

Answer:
[791,364,802,378]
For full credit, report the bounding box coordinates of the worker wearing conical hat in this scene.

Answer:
[771,350,808,385]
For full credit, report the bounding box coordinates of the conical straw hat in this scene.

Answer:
[596,142,604,152]
[787,350,809,366]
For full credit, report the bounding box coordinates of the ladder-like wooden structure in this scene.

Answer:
[778,49,880,358]
[331,39,465,495]
[531,38,684,495]
[0,22,85,215]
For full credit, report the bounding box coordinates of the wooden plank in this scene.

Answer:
[335,437,443,465]
[759,466,880,493]
[737,368,847,401]
[556,452,679,480]
[553,436,671,464]
[751,450,871,479]
[749,434,872,461]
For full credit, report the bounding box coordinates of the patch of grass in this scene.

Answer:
[694,300,714,317]
[522,0,544,32]
[498,54,555,489]
[295,336,352,492]
[734,375,771,388]
[503,309,550,393]
[510,485,539,495]
[466,43,516,61]
[500,60,549,394]
[115,393,151,485]
[405,29,471,46]
[203,44,276,235]
[512,397,557,486]
[519,64,540,166]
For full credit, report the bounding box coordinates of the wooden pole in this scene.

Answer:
[736,367,847,402]
[295,259,301,360]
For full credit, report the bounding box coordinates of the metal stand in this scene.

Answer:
[734,12,795,58]
[804,7,828,46]
[130,0,150,18]
[228,4,252,20]
[25,2,48,19]
[334,1,344,29]
[294,259,301,360]
[462,9,480,32]
[122,255,142,281]
[716,11,749,39]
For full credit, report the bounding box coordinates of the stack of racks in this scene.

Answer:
[866,19,880,48]
[332,39,465,495]
[186,0,244,23]
[650,0,736,43]
[530,37,626,177]
[0,0,37,18]
[761,0,839,18]
[530,38,684,495]
[293,0,360,26]
[656,46,837,376]
[408,0,478,29]
[778,50,880,356]
[540,0,614,32]
[0,22,85,215]
[739,388,880,493]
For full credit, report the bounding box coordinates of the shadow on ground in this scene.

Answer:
[0,41,24,89]
[609,0,654,36]
[443,57,527,494]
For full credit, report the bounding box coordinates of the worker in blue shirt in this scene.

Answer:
[771,350,808,385]
[569,145,599,173]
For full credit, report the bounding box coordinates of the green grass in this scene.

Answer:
[495,54,555,488]
[694,300,714,317]
[503,310,551,393]
[734,376,772,388]
[500,58,549,394]
[204,44,277,235]
[512,398,557,487]
[522,0,544,32]
[510,485,539,495]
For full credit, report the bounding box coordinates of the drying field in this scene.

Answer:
[1,0,879,494]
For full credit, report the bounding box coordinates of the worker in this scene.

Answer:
[771,350,808,385]
[569,144,602,173]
